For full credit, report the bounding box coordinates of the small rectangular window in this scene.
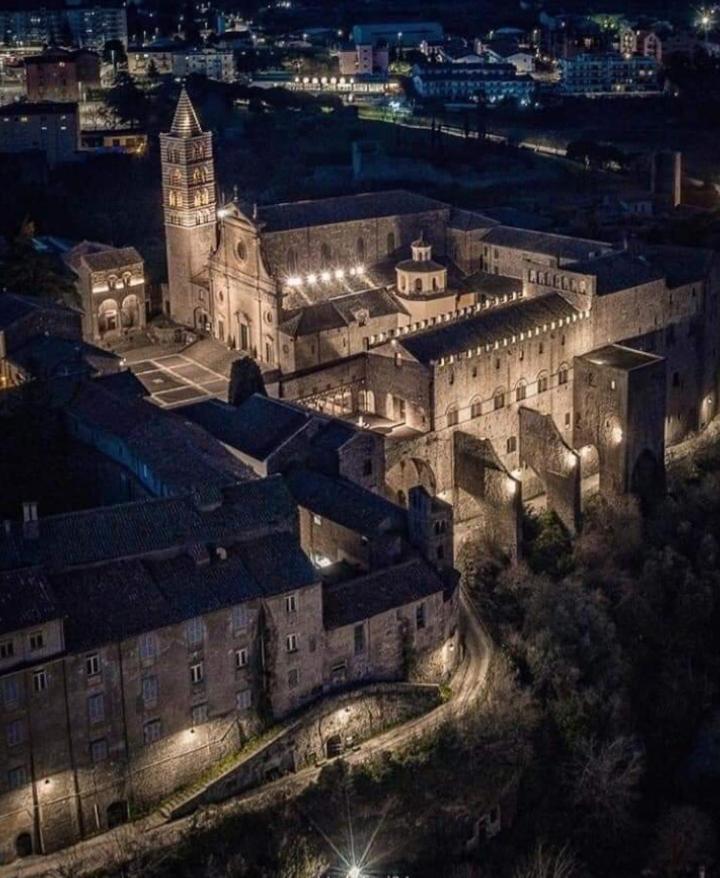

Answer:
[186,618,204,647]
[506,436,517,454]
[144,719,162,744]
[286,634,298,653]
[232,605,248,632]
[2,677,19,707]
[33,670,47,693]
[86,654,100,677]
[354,624,366,655]
[236,689,252,711]
[29,631,44,651]
[88,693,105,724]
[141,676,158,705]
[191,703,208,725]
[416,603,426,630]
[288,668,300,689]
[138,632,157,661]
[7,765,28,789]
[235,648,248,669]
[90,738,108,763]
[0,640,14,660]
[285,594,297,614]
[6,719,24,747]
[190,662,204,685]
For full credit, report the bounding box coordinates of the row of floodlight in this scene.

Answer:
[285,266,366,287]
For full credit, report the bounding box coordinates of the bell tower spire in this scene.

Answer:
[160,88,217,330]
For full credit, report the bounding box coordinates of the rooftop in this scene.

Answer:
[396,293,577,365]
[569,250,663,294]
[0,569,59,638]
[284,467,406,538]
[258,190,448,233]
[323,558,446,629]
[482,226,611,262]
[581,344,663,372]
[180,395,312,462]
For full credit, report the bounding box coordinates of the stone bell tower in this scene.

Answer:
[160,88,217,329]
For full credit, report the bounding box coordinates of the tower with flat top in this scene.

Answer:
[160,88,217,329]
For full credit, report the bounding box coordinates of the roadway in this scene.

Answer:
[2,590,492,878]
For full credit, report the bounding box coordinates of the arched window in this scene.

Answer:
[432,277,438,291]
[192,144,204,160]
[537,371,549,393]
[167,148,178,163]
[320,243,332,268]
[558,363,569,385]
[414,278,423,293]
[470,397,482,418]
[493,389,505,410]
[515,380,527,402]
[168,190,179,207]
[107,275,118,290]
[194,191,202,207]
[446,405,459,427]
[122,271,132,288]
[387,231,396,254]
[201,189,209,205]
[286,248,298,274]
[356,237,366,262]
[170,168,181,184]
[192,167,206,183]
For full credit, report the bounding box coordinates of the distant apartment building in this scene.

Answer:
[352,21,443,49]
[25,48,100,103]
[337,42,389,76]
[126,46,235,82]
[0,101,78,166]
[559,52,659,95]
[0,6,127,51]
[413,61,535,105]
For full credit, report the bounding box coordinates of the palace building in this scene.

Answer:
[161,89,720,551]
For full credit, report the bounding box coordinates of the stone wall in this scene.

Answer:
[171,683,443,819]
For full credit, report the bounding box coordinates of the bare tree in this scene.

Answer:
[566,736,643,833]
[512,842,580,878]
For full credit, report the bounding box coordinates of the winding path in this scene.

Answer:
[2,590,492,878]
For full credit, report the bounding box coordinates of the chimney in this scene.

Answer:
[22,502,39,540]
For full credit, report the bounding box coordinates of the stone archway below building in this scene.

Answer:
[386,456,437,507]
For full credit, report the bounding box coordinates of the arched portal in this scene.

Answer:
[121,294,139,329]
[15,833,33,858]
[107,801,129,829]
[98,298,118,334]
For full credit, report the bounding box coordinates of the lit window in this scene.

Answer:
[235,648,248,669]
[33,670,47,693]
